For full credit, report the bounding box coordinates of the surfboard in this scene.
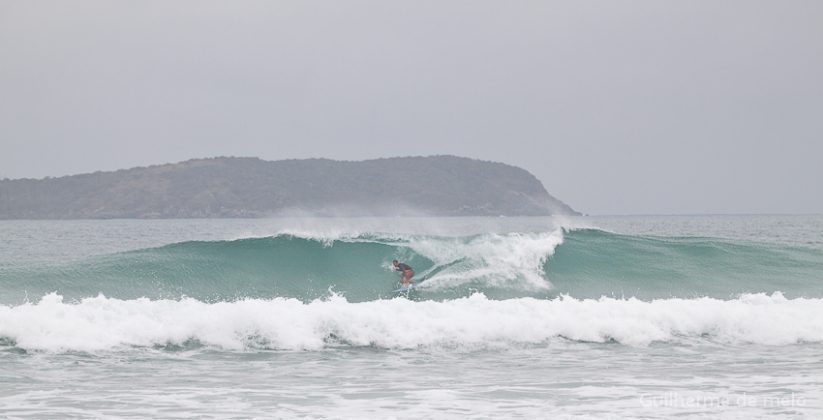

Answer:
[393,283,418,293]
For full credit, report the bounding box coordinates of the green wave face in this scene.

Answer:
[0,236,433,303]
[2,229,822,304]
[547,229,823,299]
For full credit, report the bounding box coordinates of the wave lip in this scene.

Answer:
[1,292,821,352]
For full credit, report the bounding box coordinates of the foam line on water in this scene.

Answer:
[1,292,821,352]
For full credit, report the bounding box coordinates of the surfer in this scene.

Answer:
[392,260,414,287]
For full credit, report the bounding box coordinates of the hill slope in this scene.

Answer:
[0,156,578,218]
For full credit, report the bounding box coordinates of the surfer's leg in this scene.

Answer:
[402,270,414,285]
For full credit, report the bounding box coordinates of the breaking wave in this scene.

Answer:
[1,228,821,303]
[1,292,821,352]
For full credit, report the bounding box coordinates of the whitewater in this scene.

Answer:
[1,215,822,419]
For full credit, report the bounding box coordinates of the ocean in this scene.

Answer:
[1,215,822,419]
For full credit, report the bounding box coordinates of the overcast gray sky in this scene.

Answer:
[1,1,821,215]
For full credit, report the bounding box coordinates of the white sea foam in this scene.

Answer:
[238,228,567,290]
[2,292,821,352]
[407,230,565,290]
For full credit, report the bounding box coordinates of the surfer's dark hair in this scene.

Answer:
[392,259,398,263]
